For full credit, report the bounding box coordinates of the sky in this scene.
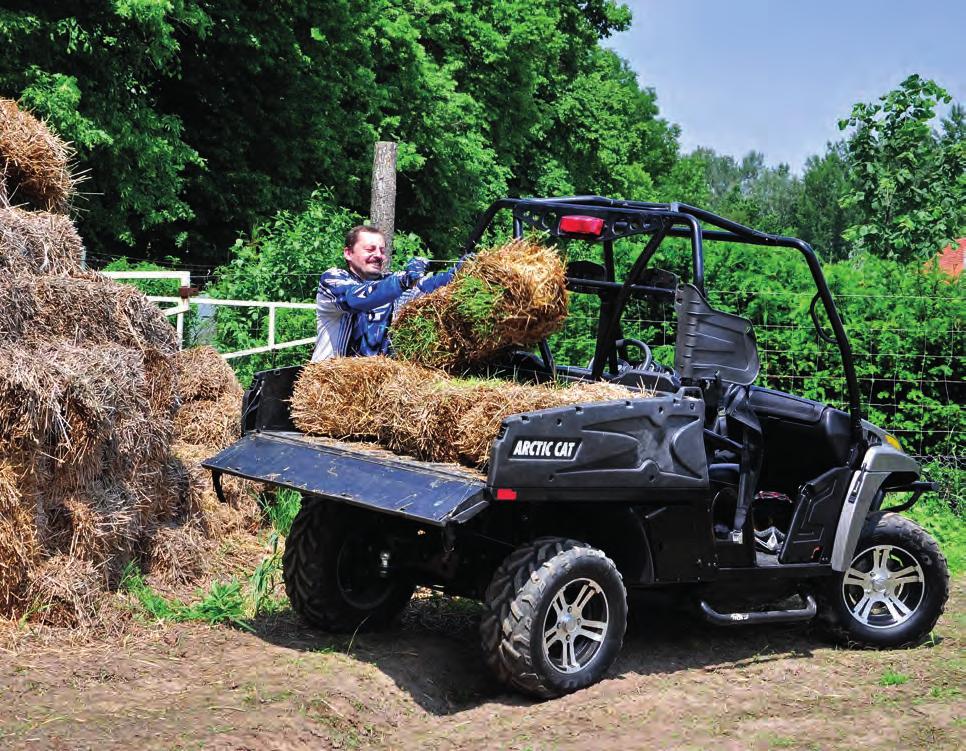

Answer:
[606,0,966,173]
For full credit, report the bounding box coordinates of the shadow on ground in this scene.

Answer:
[249,590,823,716]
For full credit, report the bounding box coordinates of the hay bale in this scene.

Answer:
[0,273,178,354]
[0,98,75,212]
[174,346,242,402]
[290,356,435,439]
[291,357,645,469]
[25,555,101,628]
[174,392,240,448]
[0,462,39,613]
[391,240,568,370]
[146,520,212,585]
[0,342,174,494]
[0,207,83,275]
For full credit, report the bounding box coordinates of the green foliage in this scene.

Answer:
[450,275,501,339]
[0,1,677,265]
[102,256,184,297]
[879,668,910,687]
[391,312,440,364]
[121,564,252,631]
[263,488,302,539]
[839,75,966,262]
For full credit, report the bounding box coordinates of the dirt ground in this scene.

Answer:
[1,579,963,750]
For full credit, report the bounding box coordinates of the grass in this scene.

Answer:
[879,668,910,686]
[450,274,502,339]
[390,312,441,362]
[903,494,965,575]
[121,488,302,629]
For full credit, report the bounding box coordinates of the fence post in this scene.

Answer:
[370,141,397,260]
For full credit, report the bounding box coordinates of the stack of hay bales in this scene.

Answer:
[390,240,568,370]
[291,357,639,468]
[0,99,250,624]
[167,346,259,546]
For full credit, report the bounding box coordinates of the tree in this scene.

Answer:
[793,143,858,262]
[838,74,966,262]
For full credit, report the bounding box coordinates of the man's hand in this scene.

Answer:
[401,256,429,288]
[455,253,475,271]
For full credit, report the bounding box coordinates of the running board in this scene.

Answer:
[699,595,817,626]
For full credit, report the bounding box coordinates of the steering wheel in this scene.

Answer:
[587,338,653,372]
[615,338,653,371]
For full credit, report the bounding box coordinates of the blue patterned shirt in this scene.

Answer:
[312,266,454,361]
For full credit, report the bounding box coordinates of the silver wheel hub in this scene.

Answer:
[842,544,925,629]
[542,578,609,674]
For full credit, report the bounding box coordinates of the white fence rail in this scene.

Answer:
[103,271,315,359]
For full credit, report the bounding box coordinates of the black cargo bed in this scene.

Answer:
[203,431,488,526]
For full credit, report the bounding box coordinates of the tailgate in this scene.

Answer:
[203,431,489,526]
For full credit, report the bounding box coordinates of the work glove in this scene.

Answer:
[455,252,475,272]
[401,256,429,288]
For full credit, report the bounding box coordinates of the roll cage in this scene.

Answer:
[462,196,864,445]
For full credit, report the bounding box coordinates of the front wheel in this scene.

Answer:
[283,499,415,632]
[821,513,949,648]
[481,537,627,698]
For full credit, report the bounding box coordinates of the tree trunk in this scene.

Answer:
[370,141,397,260]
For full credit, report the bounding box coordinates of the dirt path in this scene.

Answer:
[2,581,963,750]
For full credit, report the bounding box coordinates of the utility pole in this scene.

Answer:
[370,141,397,260]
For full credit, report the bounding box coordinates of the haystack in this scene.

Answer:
[0,99,254,625]
[0,98,74,212]
[391,240,568,370]
[291,357,645,469]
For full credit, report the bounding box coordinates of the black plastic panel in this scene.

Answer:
[674,283,760,386]
[488,391,708,500]
[779,466,851,564]
[203,432,488,526]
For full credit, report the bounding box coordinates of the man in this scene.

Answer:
[311,225,459,361]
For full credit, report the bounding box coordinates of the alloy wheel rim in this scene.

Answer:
[542,577,609,674]
[842,544,925,629]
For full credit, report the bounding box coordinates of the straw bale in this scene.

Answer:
[146,520,212,585]
[391,240,568,370]
[174,392,240,448]
[0,206,83,275]
[0,342,174,494]
[0,98,75,212]
[0,462,39,612]
[0,273,178,354]
[291,356,646,469]
[25,555,101,628]
[170,442,260,537]
[291,356,435,439]
[175,346,242,402]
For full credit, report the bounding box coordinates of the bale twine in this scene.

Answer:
[0,98,75,212]
[0,207,83,275]
[391,240,568,370]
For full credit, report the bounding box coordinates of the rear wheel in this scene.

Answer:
[283,499,415,632]
[481,537,627,698]
[822,513,948,648]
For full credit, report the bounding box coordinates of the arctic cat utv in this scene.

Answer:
[205,196,949,699]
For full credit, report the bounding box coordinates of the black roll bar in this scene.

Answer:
[461,197,864,443]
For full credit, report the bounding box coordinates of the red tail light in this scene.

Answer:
[495,488,518,501]
[558,215,604,237]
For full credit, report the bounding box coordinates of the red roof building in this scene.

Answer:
[934,238,965,276]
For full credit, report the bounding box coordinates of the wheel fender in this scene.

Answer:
[830,446,920,572]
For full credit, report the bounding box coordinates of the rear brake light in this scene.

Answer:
[558,215,604,237]
[495,488,518,501]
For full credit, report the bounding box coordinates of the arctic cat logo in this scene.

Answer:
[510,439,580,460]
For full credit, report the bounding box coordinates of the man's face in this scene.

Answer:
[344,231,387,279]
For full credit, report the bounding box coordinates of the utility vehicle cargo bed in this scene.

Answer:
[203,431,488,526]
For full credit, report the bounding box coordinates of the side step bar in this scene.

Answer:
[699,595,817,626]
